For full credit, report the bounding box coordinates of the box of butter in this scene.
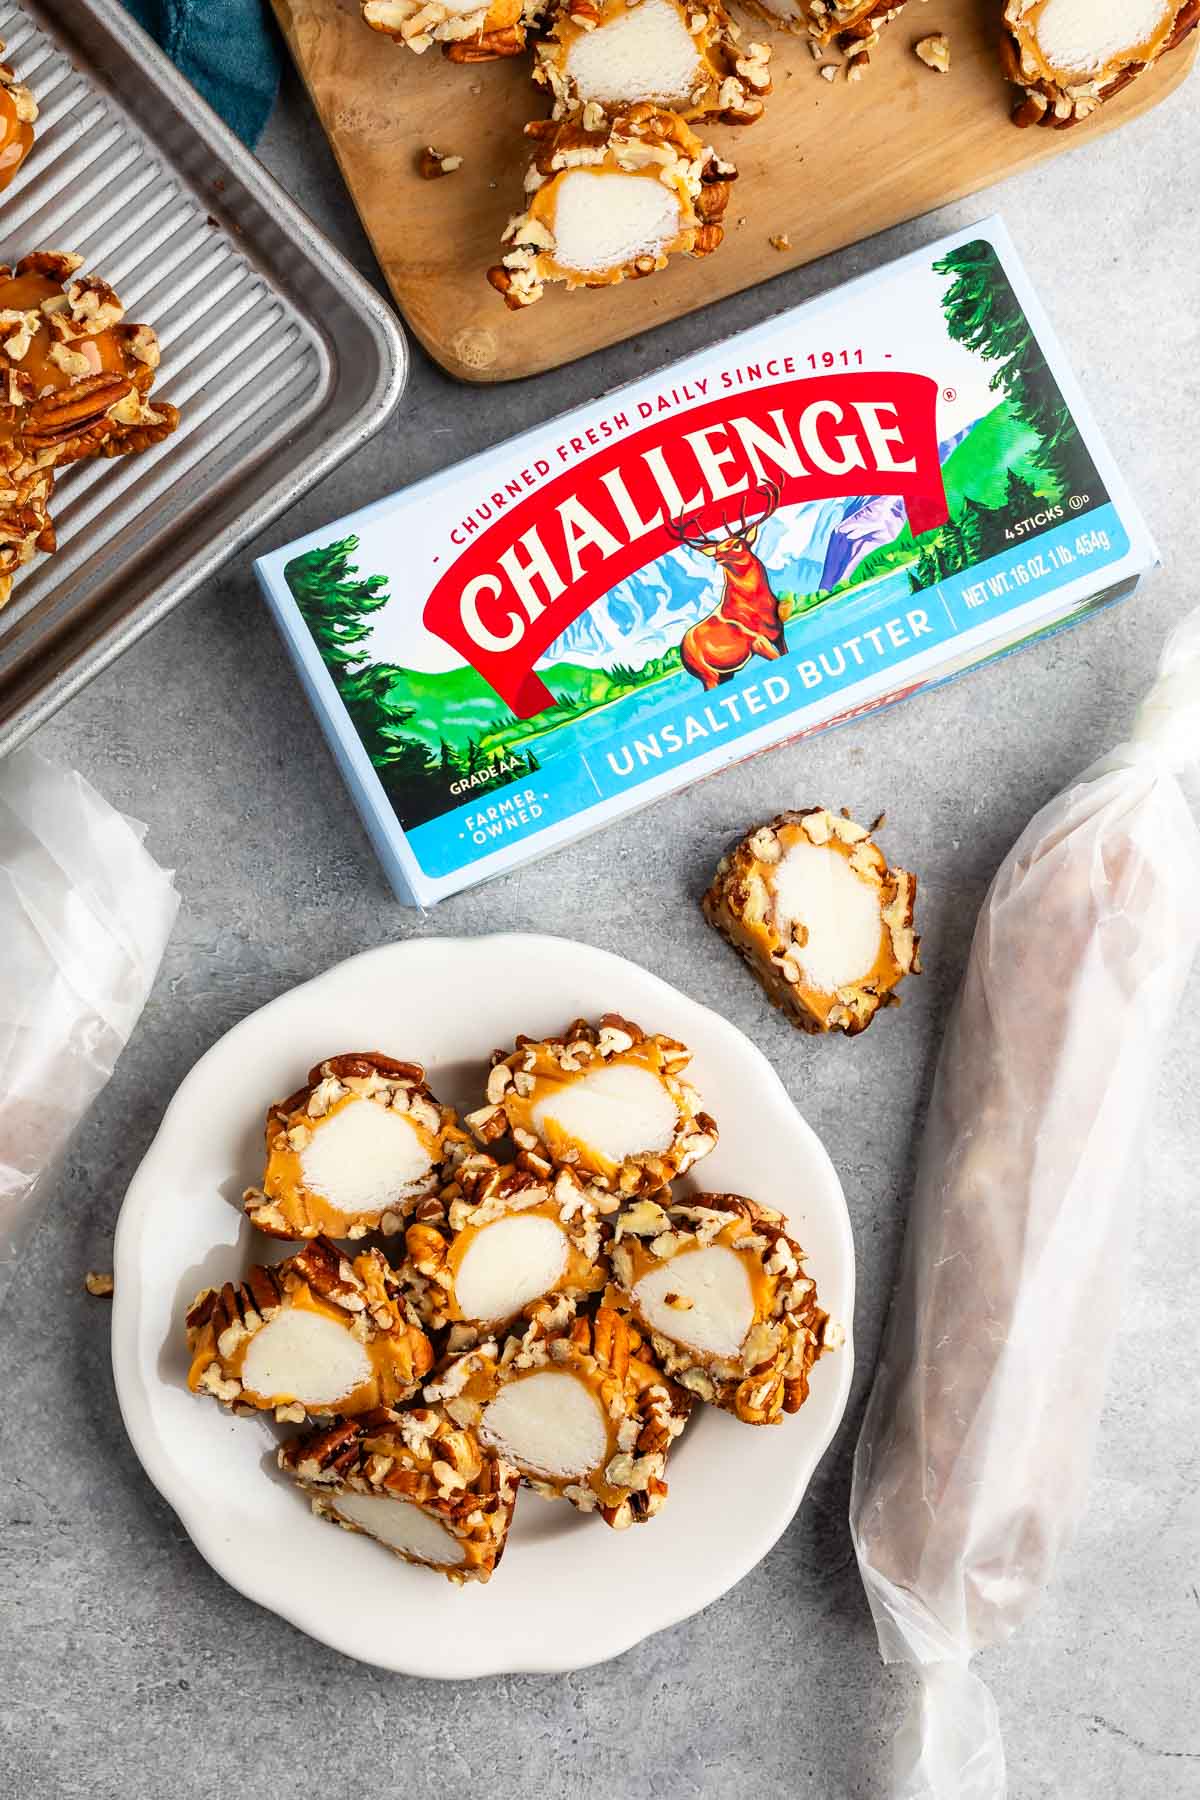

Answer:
[255,217,1156,906]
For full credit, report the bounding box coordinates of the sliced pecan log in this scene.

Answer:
[279,1403,520,1583]
[243,1050,472,1241]
[426,1297,693,1527]
[466,1013,718,1191]
[531,0,772,128]
[0,43,36,196]
[702,808,919,1036]
[606,1192,839,1423]
[487,104,736,309]
[186,1235,434,1420]
[1003,0,1199,129]
[0,253,177,609]
[362,0,539,59]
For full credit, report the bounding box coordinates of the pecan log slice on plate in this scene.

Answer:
[243,1051,472,1240]
[186,1236,434,1421]
[467,1013,717,1194]
[427,1300,693,1528]
[398,1148,612,1347]
[607,1192,838,1423]
[279,1402,520,1583]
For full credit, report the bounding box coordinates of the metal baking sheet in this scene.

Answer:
[0,0,407,750]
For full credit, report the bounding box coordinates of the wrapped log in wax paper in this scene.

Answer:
[0,748,178,1313]
[849,607,1200,1798]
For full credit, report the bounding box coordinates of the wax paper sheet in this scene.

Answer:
[0,748,178,1310]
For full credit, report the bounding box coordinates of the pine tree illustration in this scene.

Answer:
[910,539,935,593]
[336,664,431,788]
[957,498,987,563]
[934,241,1100,504]
[285,535,391,677]
[1004,468,1046,517]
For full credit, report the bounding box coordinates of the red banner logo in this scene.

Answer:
[423,371,948,718]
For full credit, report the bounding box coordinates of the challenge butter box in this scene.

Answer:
[255,218,1156,907]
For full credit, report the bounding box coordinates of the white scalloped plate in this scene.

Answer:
[112,934,855,1677]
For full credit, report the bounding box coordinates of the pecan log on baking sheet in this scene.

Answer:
[398,1149,611,1348]
[703,809,919,1035]
[186,1236,434,1421]
[467,1014,717,1195]
[533,0,771,125]
[427,1299,692,1528]
[488,105,736,309]
[279,1403,519,1583]
[243,1052,472,1240]
[0,253,178,608]
[606,1193,837,1423]
[1002,0,1200,127]
[0,43,36,193]
[850,608,1200,1796]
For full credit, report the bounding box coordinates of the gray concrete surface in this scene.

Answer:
[3,49,1199,1800]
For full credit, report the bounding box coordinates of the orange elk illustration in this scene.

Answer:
[666,481,787,692]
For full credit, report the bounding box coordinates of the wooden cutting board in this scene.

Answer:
[270,0,1195,383]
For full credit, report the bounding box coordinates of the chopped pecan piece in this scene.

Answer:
[702,808,919,1035]
[243,1051,472,1240]
[466,1014,717,1194]
[417,145,463,177]
[914,32,950,73]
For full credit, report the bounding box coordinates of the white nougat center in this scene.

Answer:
[453,1214,570,1323]
[241,1309,372,1406]
[481,1371,609,1479]
[634,1244,755,1359]
[565,0,703,106]
[771,840,883,994]
[551,170,681,275]
[330,1492,466,1566]
[532,1061,679,1165]
[299,1097,434,1215]
[1034,0,1173,73]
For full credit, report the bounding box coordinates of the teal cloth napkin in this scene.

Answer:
[122,0,280,146]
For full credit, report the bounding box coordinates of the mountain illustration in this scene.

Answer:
[540,422,985,673]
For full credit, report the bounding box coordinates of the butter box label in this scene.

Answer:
[256,219,1154,906]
